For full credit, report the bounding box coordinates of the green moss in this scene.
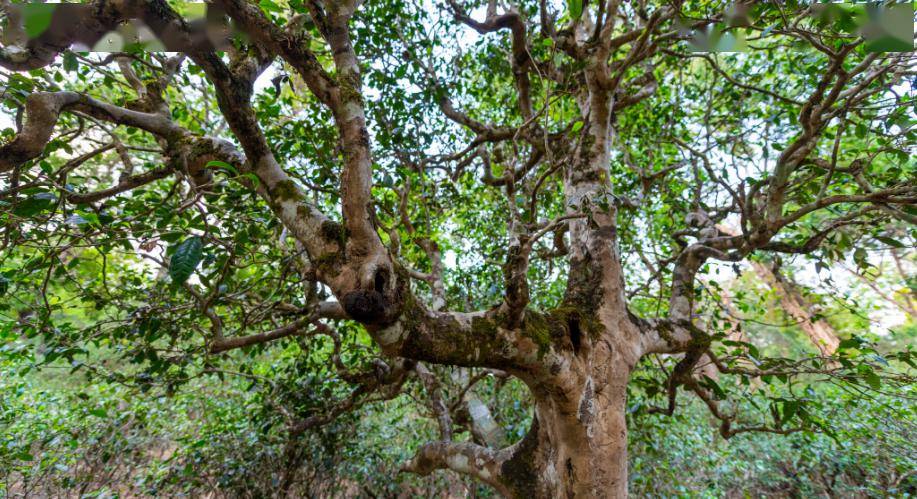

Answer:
[578,132,596,160]
[686,326,712,349]
[311,251,343,274]
[470,315,501,340]
[396,303,517,365]
[518,306,605,358]
[397,291,427,335]
[338,73,364,104]
[500,417,541,496]
[554,306,601,339]
[269,180,303,203]
[564,260,604,317]
[320,220,348,246]
[520,311,554,356]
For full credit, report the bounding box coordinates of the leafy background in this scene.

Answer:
[1,0,915,496]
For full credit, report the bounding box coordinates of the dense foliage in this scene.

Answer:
[1,0,915,496]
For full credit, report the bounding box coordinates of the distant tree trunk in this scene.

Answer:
[890,249,917,317]
[464,392,504,448]
[717,225,840,356]
[451,369,505,449]
[752,261,840,356]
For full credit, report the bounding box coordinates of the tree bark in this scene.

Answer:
[406,356,634,498]
[504,375,630,497]
[404,37,652,494]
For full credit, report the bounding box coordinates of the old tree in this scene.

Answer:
[1,0,915,496]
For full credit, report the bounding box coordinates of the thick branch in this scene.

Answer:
[400,441,511,496]
[67,167,174,204]
[209,302,345,354]
[210,318,314,354]
[0,91,183,172]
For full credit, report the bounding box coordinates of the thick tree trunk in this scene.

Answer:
[503,377,630,498]
[405,35,647,499]
[406,368,634,498]
[402,311,642,498]
[503,52,637,499]
[499,296,642,497]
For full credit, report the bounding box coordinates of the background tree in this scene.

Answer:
[1,0,914,497]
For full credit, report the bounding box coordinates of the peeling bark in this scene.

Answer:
[464,393,504,449]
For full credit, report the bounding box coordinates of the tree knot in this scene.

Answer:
[342,289,388,324]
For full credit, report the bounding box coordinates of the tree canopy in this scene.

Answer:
[1,0,915,497]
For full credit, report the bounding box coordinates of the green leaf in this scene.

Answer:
[13,193,56,217]
[701,375,727,400]
[864,372,882,390]
[567,0,584,19]
[853,247,868,268]
[0,275,9,297]
[838,336,864,351]
[169,237,203,285]
[206,160,239,176]
[782,400,799,422]
[22,3,56,39]
[897,352,917,369]
[874,236,905,248]
[63,52,78,72]
[237,172,261,188]
[259,0,282,13]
